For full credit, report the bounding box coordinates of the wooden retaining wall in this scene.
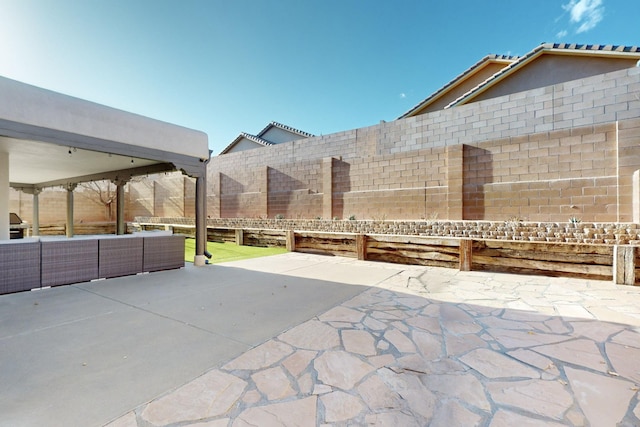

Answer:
[290,232,637,285]
[38,223,116,236]
[133,223,638,286]
[470,240,614,281]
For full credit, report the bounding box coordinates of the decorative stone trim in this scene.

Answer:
[134,217,640,245]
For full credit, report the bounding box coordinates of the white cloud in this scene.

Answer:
[399,93,406,99]
[556,29,568,38]
[562,0,604,33]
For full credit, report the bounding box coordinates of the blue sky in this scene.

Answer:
[0,0,637,154]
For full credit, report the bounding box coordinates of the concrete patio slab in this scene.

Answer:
[0,253,399,427]
[105,253,640,427]
[4,252,640,426]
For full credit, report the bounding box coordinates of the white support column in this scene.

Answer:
[194,173,207,266]
[0,152,8,240]
[32,188,40,236]
[66,183,77,238]
[117,183,125,235]
[112,179,128,235]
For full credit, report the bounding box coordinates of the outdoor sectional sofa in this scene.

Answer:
[0,238,41,294]
[0,233,185,295]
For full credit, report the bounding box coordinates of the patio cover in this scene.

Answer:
[0,75,211,264]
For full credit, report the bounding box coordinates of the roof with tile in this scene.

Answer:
[257,121,315,139]
[399,54,519,119]
[445,43,640,109]
[401,42,640,119]
[219,122,314,155]
[219,132,274,155]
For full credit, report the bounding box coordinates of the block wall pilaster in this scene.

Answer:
[323,157,333,220]
[262,166,269,218]
[446,145,464,220]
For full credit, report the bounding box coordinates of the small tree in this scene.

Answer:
[81,180,117,221]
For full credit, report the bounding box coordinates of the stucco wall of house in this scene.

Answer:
[261,127,304,144]
[414,61,509,115]
[228,138,264,153]
[208,66,640,223]
[0,76,209,160]
[472,55,639,103]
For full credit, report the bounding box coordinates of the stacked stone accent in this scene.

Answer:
[135,217,640,245]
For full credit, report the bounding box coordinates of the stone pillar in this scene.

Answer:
[32,188,41,236]
[66,183,77,238]
[113,179,128,235]
[322,157,333,220]
[0,152,8,240]
[194,173,207,266]
[446,145,464,220]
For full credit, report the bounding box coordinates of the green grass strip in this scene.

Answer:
[184,238,287,264]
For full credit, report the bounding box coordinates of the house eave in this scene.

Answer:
[445,43,640,109]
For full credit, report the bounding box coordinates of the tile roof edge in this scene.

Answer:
[444,42,640,109]
[240,132,274,146]
[218,132,274,155]
[257,121,315,138]
[397,54,519,119]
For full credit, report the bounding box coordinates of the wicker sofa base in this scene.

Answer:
[0,234,185,295]
[0,239,41,294]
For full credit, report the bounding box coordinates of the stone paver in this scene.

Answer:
[252,366,296,401]
[486,379,573,420]
[140,370,246,425]
[106,254,640,426]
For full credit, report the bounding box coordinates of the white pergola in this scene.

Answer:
[0,76,211,265]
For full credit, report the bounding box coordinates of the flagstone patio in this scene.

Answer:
[106,253,640,426]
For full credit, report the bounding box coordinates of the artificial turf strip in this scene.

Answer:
[184,238,287,263]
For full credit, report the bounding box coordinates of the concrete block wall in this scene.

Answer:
[183,177,196,218]
[221,192,265,218]
[268,189,323,219]
[377,66,640,155]
[9,67,640,225]
[207,66,640,222]
[332,147,450,220]
[618,118,640,222]
[267,159,324,218]
[10,187,108,224]
[128,173,194,219]
[9,173,194,227]
[75,188,112,221]
[219,166,268,218]
[128,179,155,218]
[153,175,185,217]
[8,189,29,221]
[132,174,194,218]
[464,123,619,221]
